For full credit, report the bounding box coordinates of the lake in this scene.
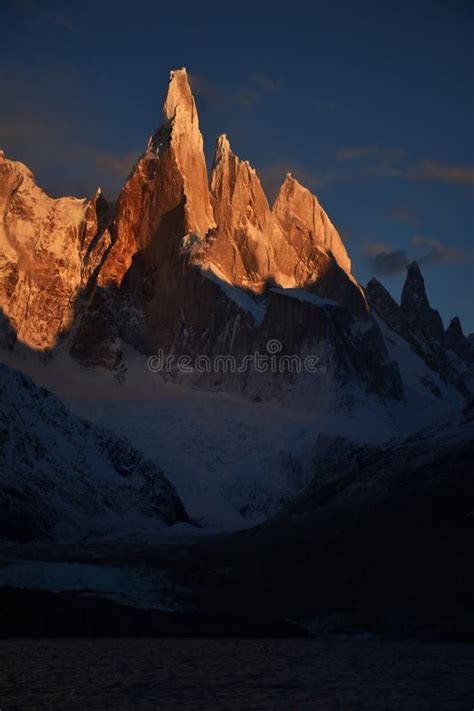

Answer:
[1,638,473,709]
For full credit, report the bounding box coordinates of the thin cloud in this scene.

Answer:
[337,146,407,164]
[409,159,474,186]
[385,204,418,226]
[0,116,32,138]
[248,73,283,92]
[93,150,138,179]
[0,111,72,143]
[188,74,221,104]
[228,88,260,107]
[189,72,283,109]
[0,63,143,198]
[364,236,471,276]
[0,111,140,198]
[337,145,474,187]
[363,242,410,276]
[367,163,404,178]
[363,242,393,257]
[412,235,467,264]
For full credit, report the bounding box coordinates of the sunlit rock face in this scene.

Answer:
[77,67,218,361]
[0,151,111,351]
[272,173,351,274]
[0,68,414,408]
[271,174,368,316]
[98,67,215,289]
[199,134,294,292]
[162,67,215,238]
[198,135,365,317]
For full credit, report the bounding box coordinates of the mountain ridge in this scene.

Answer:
[0,361,190,542]
[0,67,472,416]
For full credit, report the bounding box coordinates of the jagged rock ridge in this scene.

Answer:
[0,151,112,351]
[69,68,399,409]
[199,135,366,317]
[0,68,471,412]
[400,261,445,344]
[367,264,472,399]
[98,68,215,289]
[446,316,474,366]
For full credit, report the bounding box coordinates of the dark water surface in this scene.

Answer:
[1,638,473,710]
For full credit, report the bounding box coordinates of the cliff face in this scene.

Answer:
[197,135,365,318]
[272,173,351,274]
[201,133,282,293]
[0,151,111,352]
[69,68,382,401]
[271,174,367,316]
[0,69,364,356]
[400,261,446,345]
[72,68,218,362]
[98,68,214,289]
[2,67,469,412]
[367,265,471,399]
[445,317,474,365]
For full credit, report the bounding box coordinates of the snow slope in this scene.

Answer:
[0,362,190,543]
[1,343,464,531]
[374,313,463,429]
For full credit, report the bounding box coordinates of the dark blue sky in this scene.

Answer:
[2,0,473,331]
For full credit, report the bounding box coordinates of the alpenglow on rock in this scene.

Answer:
[272,172,351,274]
[94,68,360,298]
[201,133,297,292]
[196,134,364,316]
[0,67,364,356]
[97,67,215,288]
[0,151,112,351]
[68,67,377,391]
[5,67,471,413]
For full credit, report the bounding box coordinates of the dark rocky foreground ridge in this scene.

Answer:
[1,396,473,641]
[161,413,474,642]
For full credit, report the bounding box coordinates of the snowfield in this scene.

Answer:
[0,343,464,531]
[0,361,190,543]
